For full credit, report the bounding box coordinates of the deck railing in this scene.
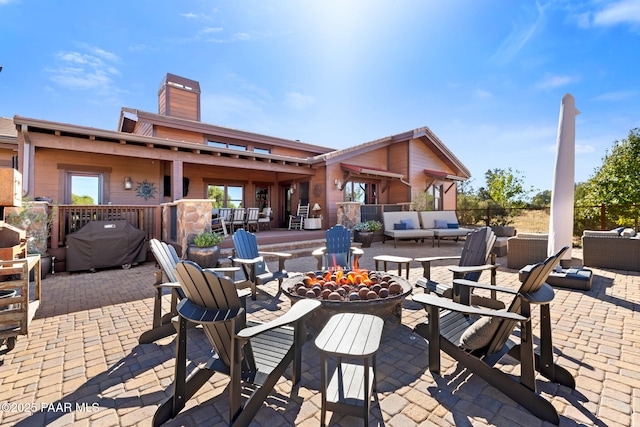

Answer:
[52,205,162,248]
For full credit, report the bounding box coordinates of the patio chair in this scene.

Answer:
[412,247,574,425]
[311,224,364,270]
[257,207,272,231]
[219,207,233,225]
[244,207,260,232]
[288,203,309,230]
[153,261,320,427]
[230,208,247,232]
[139,239,247,344]
[231,229,291,300]
[415,227,502,308]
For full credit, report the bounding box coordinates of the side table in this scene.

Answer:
[373,255,413,279]
[315,313,384,426]
[305,217,322,230]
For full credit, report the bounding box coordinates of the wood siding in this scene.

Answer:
[159,85,199,121]
[154,125,203,143]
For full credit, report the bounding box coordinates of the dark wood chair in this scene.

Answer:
[231,229,291,300]
[412,247,574,425]
[153,261,320,427]
[415,226,502,308]
[312,224,364,270]
[139,239,246,344]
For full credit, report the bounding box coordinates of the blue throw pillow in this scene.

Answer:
[401,219,415,229]
[434,219,448,229]
[394,222,407,230]
[447,222,459,229]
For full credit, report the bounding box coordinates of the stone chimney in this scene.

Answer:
[158,73,201,121]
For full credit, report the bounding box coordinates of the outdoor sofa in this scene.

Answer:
[382,210,473,248]
[382,211,434,248]
[418,211,474,246]
[582,229,640,271]
[506,233,549,269]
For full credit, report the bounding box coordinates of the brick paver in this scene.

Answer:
[0,240,638,426]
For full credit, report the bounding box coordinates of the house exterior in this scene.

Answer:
[9,73,470,245]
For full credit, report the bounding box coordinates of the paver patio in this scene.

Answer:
[0,240,638,426]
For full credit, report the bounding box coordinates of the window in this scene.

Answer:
[254,147,270,154]
[206,140,246,151]
[424,184,443,211]
[344,181,377,204]
[68,173,103,205]
[207,184,243,208]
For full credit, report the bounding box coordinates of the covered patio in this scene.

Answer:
[0,239,637,427]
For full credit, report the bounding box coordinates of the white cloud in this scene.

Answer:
[285,92,315,110]
[535,74,577,90]
[593,90,637,101]
[593,0,640,26]
[45,45,123,104]
[576,144,595,154]
[200,27,223,34]
[474,89,493,100]
[491,2,547,64]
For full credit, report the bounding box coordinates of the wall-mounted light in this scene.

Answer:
[334,179,343,190]
[291,183,296,192]
[124,176,133,190]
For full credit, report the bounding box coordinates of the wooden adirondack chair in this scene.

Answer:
[139,239,246,344]
[152,261,320,427]
[413,247,575,425]
[311,224,364,270]
[415,227,501,308]
[231,229,291,300]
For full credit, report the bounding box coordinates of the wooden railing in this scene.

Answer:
[52,205,162,248]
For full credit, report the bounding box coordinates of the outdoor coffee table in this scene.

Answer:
[373,255,412,279]
[315,312,384,426]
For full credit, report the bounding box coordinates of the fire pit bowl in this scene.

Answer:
[281,270,412,330]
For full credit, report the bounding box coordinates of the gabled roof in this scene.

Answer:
[316,126,470,179]
[0,117,17,138]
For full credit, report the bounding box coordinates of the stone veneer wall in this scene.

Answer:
[162,199,212,257]
[336,202,362,230]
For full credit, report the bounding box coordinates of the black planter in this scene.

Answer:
[186,245,221,268]
[355,231,374,248]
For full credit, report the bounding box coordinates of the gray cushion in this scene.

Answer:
[459,316,501,350]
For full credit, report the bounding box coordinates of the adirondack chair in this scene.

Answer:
[415,227,501,308]
[413,247,575,425]
[139,239,246,344]
[153,261,320,427]
[231,229,291,300]
[311,224,364,270]
[244,207,260,232]
[288,203,309,230]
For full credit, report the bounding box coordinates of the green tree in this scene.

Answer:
[72,194,94,204]
[207,186,225,208]
[481,168,532,225]
[577,128,640,227]
[530,190,551,208]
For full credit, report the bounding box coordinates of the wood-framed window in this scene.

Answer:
[58,164,111,205]
[344,180,378,204]
[207,184,244,208]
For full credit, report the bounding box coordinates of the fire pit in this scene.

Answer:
[282,269,412,330]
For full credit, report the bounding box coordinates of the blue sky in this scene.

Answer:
[1,0,639,194]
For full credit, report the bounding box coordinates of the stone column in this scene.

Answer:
[336,202,362,230]
[163,199,212,257]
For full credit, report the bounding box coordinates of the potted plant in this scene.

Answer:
[353,220,383,248]
[186,231,224,268]
[5,199,56,279]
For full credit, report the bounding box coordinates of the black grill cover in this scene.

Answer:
[66,221,147,272]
